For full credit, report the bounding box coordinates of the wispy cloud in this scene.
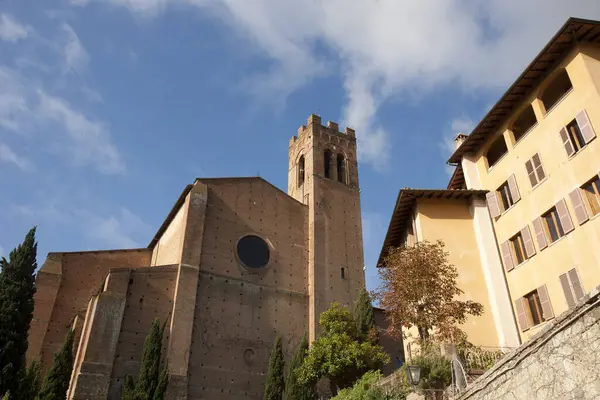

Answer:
[0,14,29,42]
[61,23,89,74]
[75,0,600,171]
[85,207,151,248]
[0,143,33,171]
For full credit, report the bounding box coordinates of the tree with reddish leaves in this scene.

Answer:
[375,240,483,343]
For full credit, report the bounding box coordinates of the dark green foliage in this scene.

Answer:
[284,335,316,400]
[122,318,168,400]
[0,228,38,398]
[18,361,41,400]
[354,288,377,342]
[264,336,285,400]
[37,328,75,400]
[2,392,9,400]
[332,370,406,400]
[297,303,389,396]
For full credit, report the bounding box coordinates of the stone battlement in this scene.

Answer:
[290,114,356,145]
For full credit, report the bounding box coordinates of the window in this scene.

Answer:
[515,286,554,331]
[525,290,544,326]
[560,268,585,308]
[341,267,345,279]
[498,182,514,212]
[324,150,332,178]
[509,233,526,265]
[236,235,271,269]
[485,135,508,168]
[511,105,537,142]
[298,155,305,187]
[560,111,596,157]
[486,174,520,218]
[525,153,546,187]
[540,69,572,113]
[582,175,600,217]
[542,207,565,243]
[337,154,346,184]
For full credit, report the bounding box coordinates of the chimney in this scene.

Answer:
[454,133,468,150]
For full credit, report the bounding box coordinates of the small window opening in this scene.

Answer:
[298,155,305,187]
[341,268,345,279]
[324,150,332,178]
[337,154,346,184]
[542,207,565,243]
[512,105,537,142]
[582,176,600,216]
[525,290,544,326]
[498,181,514,212]
[509,233,526,265]
[566,119,586,154]
[486,135,508,168]
[541,69,573,113]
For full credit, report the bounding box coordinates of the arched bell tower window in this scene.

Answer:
[337,154,346,184]
[324,150,332,179]
[298,155,305,187]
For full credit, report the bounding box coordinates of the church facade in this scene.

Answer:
[27,115,390,399]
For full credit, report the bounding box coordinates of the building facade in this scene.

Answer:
[27,115,400,400]
[379,17,600,349]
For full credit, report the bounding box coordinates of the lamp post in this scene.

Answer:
[405,364,422,387]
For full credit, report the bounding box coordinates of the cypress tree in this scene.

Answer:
[17,361,41,400]
[284,335,316,400]
[121,375,136,400]
[354,288,376,342]
[134,319,165,400]
[264,336,285,400]
[152,364,168,400]
[37,328,75,400]
[0,228,38,398]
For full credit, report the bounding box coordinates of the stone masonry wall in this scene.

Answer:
[458,286,600,400]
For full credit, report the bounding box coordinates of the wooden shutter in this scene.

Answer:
[576,109,596,144]
[537,285,554,320]
[532,217,548,250]
[525,160,537,187]
[521,226,536,258]
[555,199,574,234]
[515,297,530,331]
[560,127,575,157]
[568,189,589,225]
[532,153,545,181]
[486,191,501,218]
[507,174,520,203]
[568,268,585,300]
[560,273,575,308]
[500,241,514,272]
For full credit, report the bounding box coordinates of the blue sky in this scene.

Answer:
[1,1,599,291]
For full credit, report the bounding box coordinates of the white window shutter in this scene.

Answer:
[568,268,585,300]
[500,241,515,272]
[521,226,536,258]
[515,297,530,332]
[575,109,596,144]
[532,217,548,250]
[486,191,501,218]
[560,127,575,157]
[537,284,554,320]
[568,189,589,225]
[555,198,574,234]
[532,153,545,181]
[507,174,520,203]
[560,273,575,308]
[525,160,537,187]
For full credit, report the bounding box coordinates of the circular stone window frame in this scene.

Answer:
[234,233,276,275]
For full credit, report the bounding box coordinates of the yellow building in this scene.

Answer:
[379,17,600,348]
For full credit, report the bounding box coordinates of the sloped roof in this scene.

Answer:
[448,17,600,164]
[377,189,488,267]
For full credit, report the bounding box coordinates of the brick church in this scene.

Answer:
[27,114,399,399]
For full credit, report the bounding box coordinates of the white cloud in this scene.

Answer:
[76,0,600,171]
[38,91,125,174]
[85,207,151,248]
[0,142,33,171]
[0,14,29,42]
[61,23,89,74]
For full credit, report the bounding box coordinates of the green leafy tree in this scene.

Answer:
[284,335,316,400]
[2,392,9,400]
[122,319,168,400]
[37,328,75,400]
[354,288,377,343]
[18,361,41,400]
[298,303,389,396]
[264,336,285,400]
[0,228,38,398]
[333,370,406,400]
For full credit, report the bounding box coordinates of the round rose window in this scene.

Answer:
[236,235,270,269]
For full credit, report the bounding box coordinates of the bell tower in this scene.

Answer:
[288,114,365,342]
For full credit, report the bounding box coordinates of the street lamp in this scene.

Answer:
[405,364,422,387]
